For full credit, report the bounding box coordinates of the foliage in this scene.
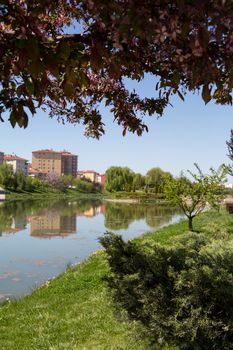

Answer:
[73,178,96,193]
[2,1,233,136]
[145,167,173,194]
[101,230,233,350]
[105,166,134,192]
[164,164,227,230]
[61,174,74,187]
[0,162,15,189]
[226,129,233,175]
[43,172,66,191]
[132,173,145,191]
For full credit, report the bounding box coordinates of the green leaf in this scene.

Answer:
[25,77,34,95]
[202,85,211,104]
[9,111,16,128]
[77,71,90,88]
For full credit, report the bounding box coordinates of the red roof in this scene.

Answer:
[32,149,61,154]
[79,170,99,174]
[4,154,27,161]
[61,151,77,156]
[28,164,46,174]
[33,149,77,156]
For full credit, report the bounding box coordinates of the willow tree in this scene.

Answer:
[1,1,233,136]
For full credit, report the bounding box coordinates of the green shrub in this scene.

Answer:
[100,232,233,349]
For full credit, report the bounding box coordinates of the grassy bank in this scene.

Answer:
[1,211,233,350]
[104,190,166,203]
[5,188,102,201]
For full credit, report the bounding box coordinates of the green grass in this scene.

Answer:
[0,252,147,350]
[6,188,102,201]
[1,210,233,349]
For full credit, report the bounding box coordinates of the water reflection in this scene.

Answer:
[29,213,77,238]
[0,198,182,300]
[0,199,104,237]
[104,202,178,230]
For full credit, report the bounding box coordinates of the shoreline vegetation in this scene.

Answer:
[5,188,166,203]
[1,210,232,350]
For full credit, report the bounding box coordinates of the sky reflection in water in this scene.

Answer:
[0,199,182,300]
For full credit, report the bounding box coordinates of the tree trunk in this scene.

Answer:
[188,216,193,231]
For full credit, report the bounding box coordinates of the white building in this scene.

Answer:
[4,154,28,175]
[225,183,233,189]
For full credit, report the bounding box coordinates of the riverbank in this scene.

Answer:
[5,188,103,201]
[1,211,232,349]
[5,189,166,204]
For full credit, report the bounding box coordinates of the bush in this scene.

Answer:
[74,179,96,193]
[100,232,233,349]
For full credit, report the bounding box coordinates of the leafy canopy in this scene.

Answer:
[2,1,233,137]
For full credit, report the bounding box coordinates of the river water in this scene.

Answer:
[0,198,182,300]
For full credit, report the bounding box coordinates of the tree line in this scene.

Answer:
[105,166,173,194]
[0,163,98,194]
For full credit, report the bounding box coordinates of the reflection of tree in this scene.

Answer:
[104,202,180,230]
[145,206,174,228]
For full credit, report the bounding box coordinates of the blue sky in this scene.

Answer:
[1,75,233,178]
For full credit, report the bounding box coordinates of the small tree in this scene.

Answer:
[164,164,227,231]
[43,172,65,191]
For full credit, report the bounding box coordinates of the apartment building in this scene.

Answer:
[0,152,4,166]
[61,151,78,177]
[78,170,99,183]
[4,154,28,175]
[32,149,78,177]
[78,170,106,184]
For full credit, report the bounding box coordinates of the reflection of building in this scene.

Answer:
[4,154,28,175]
[77,170,106,184]
[3,217,27,234]
[32,149,78,177]
[81,205,105,217]
[30,213,76,238]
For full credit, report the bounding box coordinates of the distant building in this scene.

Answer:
[4,154,28,175]
[78,170,106,184]
[61,151,78,177]
[78,170,99,183]
[225,183,233,189]
[100,174,106,185]
[32,149,78,177]
[27,164,46,178]
[0,152,4,166]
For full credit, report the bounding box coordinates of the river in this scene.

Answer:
[0,198,182,300]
